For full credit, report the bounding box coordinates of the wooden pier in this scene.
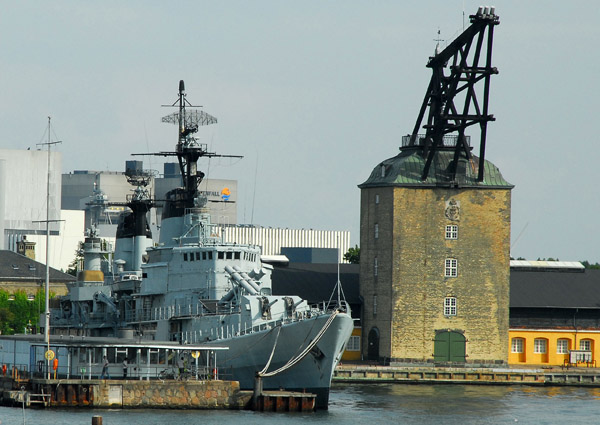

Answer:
[253,390,316,412]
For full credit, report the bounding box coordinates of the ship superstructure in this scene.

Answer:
[49,81,353,408]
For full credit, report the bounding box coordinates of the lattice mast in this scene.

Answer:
[134,80,241,200]
[408,6,499,182]
[161,80,219,198]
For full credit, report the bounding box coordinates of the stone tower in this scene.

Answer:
[358,8,512,365]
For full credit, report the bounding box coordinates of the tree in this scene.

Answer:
[344,245,360,264]
[581,261,600,269]
[0,289,54,335]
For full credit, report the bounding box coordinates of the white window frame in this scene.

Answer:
[443,297,456,316]
[534,338,547,354]
[511,338,524,353]
[580,340,592,351]
[444,259,458,277]
[346,335,361,351]
[445,224,458,240]
[556,339,569,354]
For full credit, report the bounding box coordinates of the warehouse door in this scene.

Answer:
[434,330,466,362]
[367,327,379,361]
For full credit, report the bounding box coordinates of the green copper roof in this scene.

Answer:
[359,149,513,189]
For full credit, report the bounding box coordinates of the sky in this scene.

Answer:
[1,1,599,262]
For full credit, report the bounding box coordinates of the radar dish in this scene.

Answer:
[162,110,218,127]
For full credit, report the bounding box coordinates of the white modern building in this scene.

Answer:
[0,149,84,272]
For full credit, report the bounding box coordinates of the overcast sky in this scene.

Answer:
[1,1,599,262]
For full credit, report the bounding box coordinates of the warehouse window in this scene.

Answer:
[346,335,361,351]
[445,225,458,240]
[534,338,547,354]
[443,297,457,316]
[511,338,524,353]
[557,339,569,354]
[444,259,458,277]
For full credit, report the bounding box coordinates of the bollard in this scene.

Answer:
[92,415,103,425]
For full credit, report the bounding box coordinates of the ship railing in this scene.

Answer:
[183,308,335,342]
[129,302,241,323]
[3,363,30,384]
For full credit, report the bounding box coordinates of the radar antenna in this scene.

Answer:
[133,80,242,200]
[407,6,499,182]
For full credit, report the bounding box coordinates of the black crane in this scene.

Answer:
[407,6,500,183]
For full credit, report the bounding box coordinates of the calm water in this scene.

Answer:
[2,383,600,425]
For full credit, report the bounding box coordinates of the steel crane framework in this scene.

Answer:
[407,7,500,182]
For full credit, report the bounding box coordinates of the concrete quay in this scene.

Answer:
[333,363,600,387]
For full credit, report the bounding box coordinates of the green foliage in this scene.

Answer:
[344,245,360,264]
[0,289,52,335]
[581,261,600,269]
[66,242,84,276]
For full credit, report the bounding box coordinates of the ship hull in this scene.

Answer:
[202,311,353,408]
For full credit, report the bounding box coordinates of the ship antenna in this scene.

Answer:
[133,81,242,200]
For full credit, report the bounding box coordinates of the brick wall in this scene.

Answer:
[360,186,511,364]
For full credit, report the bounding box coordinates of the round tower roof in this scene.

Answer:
[359,149,513,189]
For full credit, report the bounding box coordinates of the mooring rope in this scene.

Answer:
[258,310,339,378]
[258,325,282,376]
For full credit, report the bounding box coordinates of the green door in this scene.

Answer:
[434,331,466,362]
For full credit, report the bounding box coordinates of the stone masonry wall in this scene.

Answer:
[360,187,395,359]
[390,187,511,363]
[94,380,250,409]
[360,186,511,363]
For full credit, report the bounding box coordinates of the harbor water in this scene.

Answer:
[2,383,600,424]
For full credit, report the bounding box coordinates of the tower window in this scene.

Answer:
[375,194,380,204]
[374,223,379,239]
[444,259,458,277]
[444,297,457,316]
[380,165,386,177]
[445,225,458,240]
[374,257,378,276]
[373,295,377,316]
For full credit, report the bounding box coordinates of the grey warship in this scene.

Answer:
[52,81,354,408]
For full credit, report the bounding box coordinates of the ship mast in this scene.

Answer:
[134,80,241,201]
